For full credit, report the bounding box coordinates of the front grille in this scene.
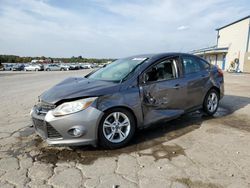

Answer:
[35,101,56,115]
[46,123,62,139]
[32,117,62,139]
[32,117,47,138]
[32,118,44,129]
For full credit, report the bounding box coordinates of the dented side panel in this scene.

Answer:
[96,86,144,128]
[139,78,186,126]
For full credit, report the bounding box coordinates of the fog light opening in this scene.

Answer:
[68,128,84,137]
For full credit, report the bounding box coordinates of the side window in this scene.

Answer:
[144,58,178,83]
[199,58,210,70]
[182,56,201,74]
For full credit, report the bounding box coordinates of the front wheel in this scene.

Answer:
[98,108,135,149]
[203,89,219,116]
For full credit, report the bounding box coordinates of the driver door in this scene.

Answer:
[139,56,187,126]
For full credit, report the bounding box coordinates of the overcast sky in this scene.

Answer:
[0,0,249,58]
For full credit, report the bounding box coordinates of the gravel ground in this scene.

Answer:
[0,70,250,188]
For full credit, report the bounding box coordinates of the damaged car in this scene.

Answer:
[30,53,224,149]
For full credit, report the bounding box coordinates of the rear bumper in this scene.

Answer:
[220,82,224,99]
[30,106,104,146]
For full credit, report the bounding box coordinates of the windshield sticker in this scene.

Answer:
[132,57,147,61]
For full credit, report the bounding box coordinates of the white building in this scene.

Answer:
[192,16,250,72]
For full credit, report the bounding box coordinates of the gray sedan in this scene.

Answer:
[31,53,224,149]
[44,64,69,71]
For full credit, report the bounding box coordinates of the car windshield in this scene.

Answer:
[87,57,147,82]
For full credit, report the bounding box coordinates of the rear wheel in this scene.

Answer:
[46,68,51,71]
[98,108,135,149]
[203,89,219,116]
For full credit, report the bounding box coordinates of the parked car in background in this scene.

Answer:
[44,64,69,71]
[31,53,224,149]
[59,64,70,71]
[91,63,98,68]
[0,63,3,70]
[69,63,80,70]
[44,64,61,71]
[3,64,13,71]
[12,64,25,71]
[81,64,92,69]
[24,64,41,71]
[97,64,105,68]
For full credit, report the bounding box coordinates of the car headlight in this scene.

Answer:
[52,97,97,117]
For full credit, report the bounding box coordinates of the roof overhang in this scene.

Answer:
[191,46,228,55]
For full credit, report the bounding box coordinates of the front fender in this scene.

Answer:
[95,88,143,128]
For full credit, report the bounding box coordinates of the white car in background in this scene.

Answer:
[81,64,92,69]
[24,64,41,71]
[60,64,70,71]
[44,64,69,71]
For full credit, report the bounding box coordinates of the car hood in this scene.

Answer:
[40,77,120,104]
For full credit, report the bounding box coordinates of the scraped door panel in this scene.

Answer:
[140,79,186,126]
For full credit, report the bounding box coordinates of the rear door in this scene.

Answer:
[139,56,187,126]
[181,55,210,110]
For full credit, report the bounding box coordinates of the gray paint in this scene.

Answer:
[31,53,224,146]
[31,106,103,146]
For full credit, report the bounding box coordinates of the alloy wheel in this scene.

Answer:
[207,92,218,113]
[102,112,131,143]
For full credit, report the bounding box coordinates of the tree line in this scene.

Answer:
[0,55,114,64]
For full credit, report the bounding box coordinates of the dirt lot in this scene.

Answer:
[0,71,250,188]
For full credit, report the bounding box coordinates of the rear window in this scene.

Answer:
[199,58,210,70]
[182,56,201,74]
[182,56,210,74]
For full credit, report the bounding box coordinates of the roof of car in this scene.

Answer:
[126,52,194,60]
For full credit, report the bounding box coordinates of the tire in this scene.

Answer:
[60,68,65,71]
[98,108,136,149]
[203,89,219,116]
[46,68,51,71]
[35,68,39,71]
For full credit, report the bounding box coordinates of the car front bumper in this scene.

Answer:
[30,106,104,146]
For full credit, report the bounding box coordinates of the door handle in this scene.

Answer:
[173,84,180,89]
